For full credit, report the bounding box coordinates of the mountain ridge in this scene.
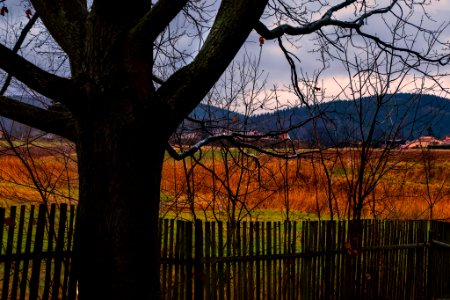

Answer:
[188,93,450,146]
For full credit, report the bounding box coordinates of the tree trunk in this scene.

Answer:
[74,109,166,299]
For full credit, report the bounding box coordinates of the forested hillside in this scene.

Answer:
[186,93,450,146]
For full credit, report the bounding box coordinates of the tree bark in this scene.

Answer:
[0,2,270,299]
[74,109,166,299]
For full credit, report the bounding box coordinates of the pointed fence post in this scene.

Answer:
[194,220,204,300]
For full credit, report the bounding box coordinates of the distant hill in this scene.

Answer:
[185,93,450,146]
[248,93,450,146]
[3,93,449,146]
[188,103,242,123]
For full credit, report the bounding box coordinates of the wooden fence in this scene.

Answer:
[0,204,449,300]
[0,204,77,300]
[159,218,450,300]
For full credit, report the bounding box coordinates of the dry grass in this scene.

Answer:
[0,141,78,206]
[1,141,449,221]
[161,148,450,221]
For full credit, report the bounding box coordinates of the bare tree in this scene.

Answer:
[279,40,449,298]
[0,0,447,298]
[0,126,77,206]
[167,51,283,222]
[417,146,450,220]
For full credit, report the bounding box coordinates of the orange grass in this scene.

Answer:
[1,142,449,222]
[161,148,450,221]
[0,143,78,206]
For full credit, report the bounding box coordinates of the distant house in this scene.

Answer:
[443,135,450,144]
[276,132,291,141]
[400,136,445,149]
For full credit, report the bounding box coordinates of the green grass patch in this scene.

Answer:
[160,208,319,222]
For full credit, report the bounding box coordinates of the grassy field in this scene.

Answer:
[161,147,450,221]
[0,139,78,206]
[1,139,450,222]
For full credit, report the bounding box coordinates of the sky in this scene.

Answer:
[0,0,449,106]
[244,0,450,105]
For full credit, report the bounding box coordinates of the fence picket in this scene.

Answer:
[159,217,448,300]
[29,205,47,299]
[0,205,447,300]
[65,204,76,300]
[217,221,224,300]
[186,220,194,300]
[51,204,68,300]
[10,205,26,299]
[2,206,16,299]
[42,204,56,299]
[19,205,35,300]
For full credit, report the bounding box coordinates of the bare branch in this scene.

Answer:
[254,0,381,39]
[157,0,269,129]
[0,44,73,101]
[256,0,450,66]
[355,28,450,66]
[166,134,320,162]
[29,0,88,60]
[0,96,76,141]
[152,74,165,85]
[1,13,39,95]
[91,0,152,30]
[166,120,319,161]
[129,0,189,49]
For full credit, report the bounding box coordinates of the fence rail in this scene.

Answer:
[0,205,449,299]
[0,204,77,300]
[159,218,450,300]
